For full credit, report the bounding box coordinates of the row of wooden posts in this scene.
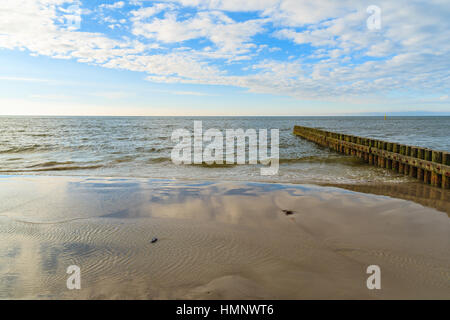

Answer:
[293,125,450,189]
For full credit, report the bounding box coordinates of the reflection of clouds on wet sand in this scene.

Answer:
[0,176,449,299]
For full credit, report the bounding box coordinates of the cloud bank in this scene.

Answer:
[0,0,449,103]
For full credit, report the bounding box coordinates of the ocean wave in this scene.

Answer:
[147,157,171,164]
[0,145,43,154]
[135,147,171,152]
[113,156,135,163]
[27,161,75,168]
[29,133,52,137]
[0,164,104,173]
[145,158,238,167]
[190,162,238,168]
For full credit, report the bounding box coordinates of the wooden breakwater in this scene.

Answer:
[293,125,450,189]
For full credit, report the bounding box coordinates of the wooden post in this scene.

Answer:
[424,170,431,185]
[418,168,424,181]
[393,143,399,154]
[387,142,393,152]
[386,157,392,169]
[410,166,417,178]
[432,151,442,164]
[434,173,442,188]
[418,148,424,160]
[443,152,450,166]
[404,164,410,175]
[292,125,449,189]
[443,173,450,189]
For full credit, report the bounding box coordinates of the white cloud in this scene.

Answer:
[130,2,174,19]
[131,9,266,55]
[156,0,279,12]
[0,0,448,104]
[99,1,125,10]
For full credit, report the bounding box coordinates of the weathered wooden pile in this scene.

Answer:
[293,125,450,189]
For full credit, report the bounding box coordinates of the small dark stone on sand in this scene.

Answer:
[282,210,294,216]
[151,237,158,243]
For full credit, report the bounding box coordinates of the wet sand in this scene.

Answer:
[0,175,449,299]
[324,182,450,216]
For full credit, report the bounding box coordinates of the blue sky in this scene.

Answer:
[0,0,449,115]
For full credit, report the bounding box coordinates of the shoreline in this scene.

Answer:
[1,173,448,214]
[0,175,449,299]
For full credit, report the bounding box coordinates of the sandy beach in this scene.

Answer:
[0,175,448,299]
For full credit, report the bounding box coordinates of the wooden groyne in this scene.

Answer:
[293,126,450,189]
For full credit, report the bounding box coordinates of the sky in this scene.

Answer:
[0,0,449,116]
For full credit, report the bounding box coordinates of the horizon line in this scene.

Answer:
[1,114,450,117]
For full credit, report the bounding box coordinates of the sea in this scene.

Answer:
[0,116,449,185]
